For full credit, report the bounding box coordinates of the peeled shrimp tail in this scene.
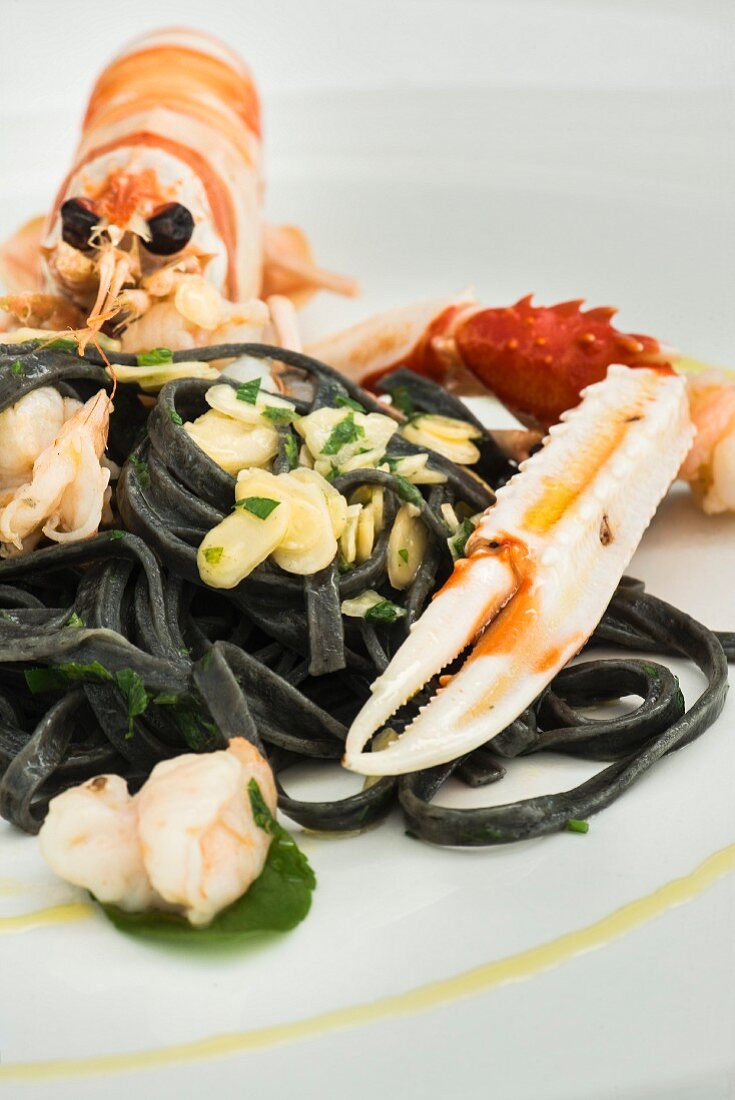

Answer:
[0,389,111,553]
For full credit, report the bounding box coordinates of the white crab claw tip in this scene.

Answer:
[345,366,694,777]
[342,552,519,763]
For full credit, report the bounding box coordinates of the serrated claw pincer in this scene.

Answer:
[343,365,694,776]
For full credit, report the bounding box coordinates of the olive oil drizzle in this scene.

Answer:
[0,841,732,1082]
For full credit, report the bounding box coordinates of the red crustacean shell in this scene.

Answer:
[453,295,670,430]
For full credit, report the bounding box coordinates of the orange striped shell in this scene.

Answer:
[43,28,264,301]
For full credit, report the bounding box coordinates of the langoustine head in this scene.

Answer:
[0,29,263,352]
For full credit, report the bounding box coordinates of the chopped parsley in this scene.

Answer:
[365,599,405,625]
[25,661,151,739]
[321,413,364,455]
[334,393,366,414]
[136,347,173,366]
[25,661,112,693]
[203,546,223,564]
[283,433,299,470]
[566,819,590,834]
[107,529,126,541]
[169,408,183,426]
[381,456,401,472]
[337,552,354,574]
[249,778,278,834]
[387,384,415,419]
[449,517,475,559]
[153,693,180,705]
[236,377,261,404]
[45,337,78,352]
[10,360,23,376]
[261,405,299,425]
[392,475,424,508]
[128,455,150,488]
[65,613,85,629]
[397,548,409,564]
[153,692,218,751]
[114,669,150,738]
[236,496,281,520]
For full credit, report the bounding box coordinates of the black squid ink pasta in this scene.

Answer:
[0,340,730,843]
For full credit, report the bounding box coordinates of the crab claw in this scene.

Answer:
[452,296,674,431]
[343,365,693,776]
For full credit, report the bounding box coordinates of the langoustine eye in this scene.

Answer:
[144,203,195,256]
[59,198,98,251]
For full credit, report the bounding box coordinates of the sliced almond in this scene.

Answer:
[350,485,384,532]
[401,415,481,465]
[184,411,279,474]
[339,503,362,564]
[197,498,291,588]
[205,383,297,426]
[355,503,376,563]
[378,453,447,485]
[387,504,428,589]
[290,467,348,538]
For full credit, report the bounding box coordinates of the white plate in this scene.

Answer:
[1,20,734,1100]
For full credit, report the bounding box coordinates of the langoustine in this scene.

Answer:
[0,28,356,353]
[39,737,277,926]
[308,292,735,513]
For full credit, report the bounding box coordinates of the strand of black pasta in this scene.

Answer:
[398,591,728,845]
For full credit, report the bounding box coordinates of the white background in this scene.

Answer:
[0,3,733,1099]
